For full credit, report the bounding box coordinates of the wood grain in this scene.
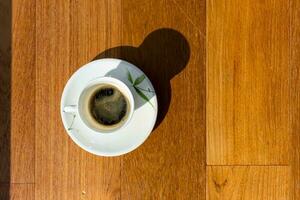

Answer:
[10,184,34,200]
[207,166,291,200]
[172,0,206,33]
[0,184,9,200]
[11,0,36,184]
[35,0,121,199]
[0,184,34,200]
[10,0,300,199]
[35,0,71,198]
[120,0,206,199]
[290,0,300,198]
[33,0,206,199]
[0,0,11,185]
[207,0,290,165]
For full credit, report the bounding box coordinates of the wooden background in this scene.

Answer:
[0,0,299,199]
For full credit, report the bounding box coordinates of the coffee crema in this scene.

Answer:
[89,86,128,126]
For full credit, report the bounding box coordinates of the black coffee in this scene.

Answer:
[89,86,128,126]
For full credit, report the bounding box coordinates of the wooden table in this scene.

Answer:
[0,0,299,199]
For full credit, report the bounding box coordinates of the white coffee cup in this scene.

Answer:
[63,77,134,133]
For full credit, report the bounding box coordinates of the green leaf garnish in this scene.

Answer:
[134,86,154,108]
[127,71,154,108]
[127,71,133,84]
[133,74,146,86]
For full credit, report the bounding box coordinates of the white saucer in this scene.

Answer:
[60,58,158,156]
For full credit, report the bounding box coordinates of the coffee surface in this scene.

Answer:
[89,86,128,126]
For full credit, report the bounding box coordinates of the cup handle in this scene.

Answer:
[63,105,78,114]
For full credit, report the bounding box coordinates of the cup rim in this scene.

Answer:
[77,76,135,134]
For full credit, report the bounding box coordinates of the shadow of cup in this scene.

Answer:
[93,28,190,130]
